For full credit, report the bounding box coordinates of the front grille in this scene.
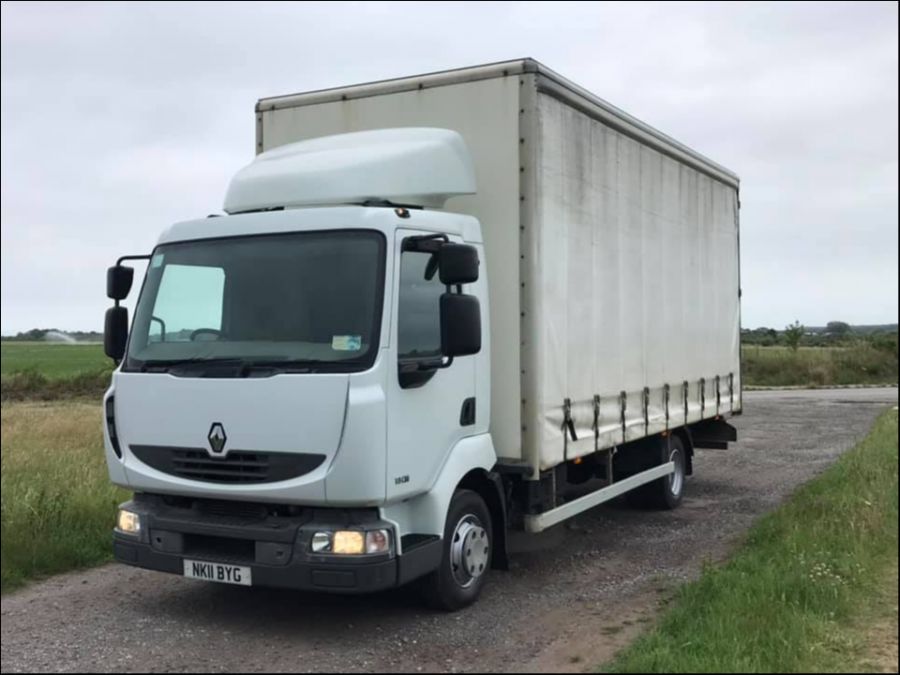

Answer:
[182,533,256,564]
[172,449,267,483]
[130,445,326,484]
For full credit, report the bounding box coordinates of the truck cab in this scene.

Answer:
[106,129,502,609]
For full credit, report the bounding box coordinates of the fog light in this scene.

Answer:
[116,509,141,536]
[332,531,365,555]
[366,529,391,554]
[311,531,332,553]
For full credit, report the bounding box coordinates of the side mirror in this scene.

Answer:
[439,243,479,286]
[107,265,134,300]
[104,306,129,360]
[440,293,481,357]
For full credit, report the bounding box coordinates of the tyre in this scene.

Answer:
[421,489,492,611]
[627,433,687,510]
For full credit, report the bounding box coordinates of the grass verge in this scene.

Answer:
[605,407,899,673]
[1,401,127,593]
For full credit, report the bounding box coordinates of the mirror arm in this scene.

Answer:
[116,254,152,266]
[399,356,454,373]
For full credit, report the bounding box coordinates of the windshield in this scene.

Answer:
[124,230,385,373]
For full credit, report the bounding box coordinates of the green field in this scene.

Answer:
[1,342,109,378]
[1,401,128,592]
[1,342,111,401]
[605,408,899,673]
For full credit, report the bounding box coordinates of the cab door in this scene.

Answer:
[385,229,477,501]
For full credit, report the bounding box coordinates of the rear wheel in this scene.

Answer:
[628,434,686,510]
[421,489,492,611]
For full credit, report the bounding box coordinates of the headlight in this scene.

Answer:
[311,532,332,553]
[116,509,141,536]
[365,529,390,554]
[333,531,365,555]
[310,529,392,555]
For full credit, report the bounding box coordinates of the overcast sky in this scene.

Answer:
[1,1,897,334]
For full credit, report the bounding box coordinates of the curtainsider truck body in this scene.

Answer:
[104,59,741,609]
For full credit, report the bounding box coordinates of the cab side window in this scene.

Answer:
[397,250,443,360]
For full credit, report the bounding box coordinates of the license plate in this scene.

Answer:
[183,559,252,586]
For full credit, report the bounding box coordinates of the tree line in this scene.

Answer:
[1,329,103,342]
[742,321,898,352]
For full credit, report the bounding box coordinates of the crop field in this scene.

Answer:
[1,342,109,379]
[1,343,111,401]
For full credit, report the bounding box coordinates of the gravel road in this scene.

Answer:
[2,387,897,673]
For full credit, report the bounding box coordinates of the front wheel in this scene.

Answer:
[421,489,492,611]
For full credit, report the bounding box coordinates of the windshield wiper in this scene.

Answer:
[139,357,248,373]
[138,357,361,376]
[238,359,367,374]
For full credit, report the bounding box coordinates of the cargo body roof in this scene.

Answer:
[257,58,738,189]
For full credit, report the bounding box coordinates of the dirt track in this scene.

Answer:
[2,387,897,673]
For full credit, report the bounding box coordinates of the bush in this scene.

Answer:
[743,344,898,388]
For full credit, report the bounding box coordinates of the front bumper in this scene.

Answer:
[113,495,441,594]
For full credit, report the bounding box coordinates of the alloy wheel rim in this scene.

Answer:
[668,448,684,496]
[450,515,489,588]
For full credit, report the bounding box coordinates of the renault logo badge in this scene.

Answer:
[208,422,227,454]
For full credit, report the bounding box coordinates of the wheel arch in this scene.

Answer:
[380,433,498,554]
[457,469,509,571]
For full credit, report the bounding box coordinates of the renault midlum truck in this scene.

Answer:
[103,59,741,610]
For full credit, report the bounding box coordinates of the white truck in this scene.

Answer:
[104,59,741,610]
